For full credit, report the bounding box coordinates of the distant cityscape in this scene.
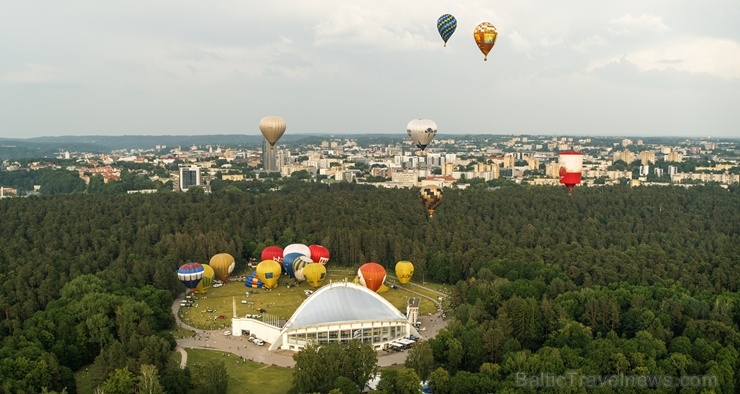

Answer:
[1,134,738,197]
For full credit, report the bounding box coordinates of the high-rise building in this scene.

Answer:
[639,151,655,165]
[179,165,200,191]
[666,151,683,163]
[262,139,278,172]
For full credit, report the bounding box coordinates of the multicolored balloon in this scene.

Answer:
[309,244,330,265]
[303,263,327,288]
[283,252,312,279]
[407,119,438,151]
[245,271,264,289]
[395,261,414,284]
[437,14,457,47]
[195,264,215,294]
[358,262,387,293]
[256,259,282,289]
[177,262,204,293]
[292,256,314,282]
[420,185,444,218]
[473,22,498,61]
[558,151,584,195]
[261,245,284,263]
[259,116,286,146]
[209,253,235,283]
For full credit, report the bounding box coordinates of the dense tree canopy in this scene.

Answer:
[0,182,737,392]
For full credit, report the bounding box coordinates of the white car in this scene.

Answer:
[223,330,231,336]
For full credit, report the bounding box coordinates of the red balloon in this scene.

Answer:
[358,262,386,292]
[309,244,330,265]
[261,246,284,263]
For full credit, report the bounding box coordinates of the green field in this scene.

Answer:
[74,350,293,394]
[179,267,444,330]
[187,349,293,394]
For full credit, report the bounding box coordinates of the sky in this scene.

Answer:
[1,1,739,139]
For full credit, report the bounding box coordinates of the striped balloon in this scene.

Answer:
[437,14,457,47]
[177,262,204,292]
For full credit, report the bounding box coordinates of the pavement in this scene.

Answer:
[172,289,449,369]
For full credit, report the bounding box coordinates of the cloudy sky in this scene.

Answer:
[1,1,739,138]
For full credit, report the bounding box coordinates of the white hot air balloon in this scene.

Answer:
[259,116,286,146]
[407,119,437,151]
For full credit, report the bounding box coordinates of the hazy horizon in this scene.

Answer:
[2,1,738,139]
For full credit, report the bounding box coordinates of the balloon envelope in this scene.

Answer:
[261,245,284,263]
[209,253,235,283]
[292,255,314,281]
[245,272,264,289]
[395,261,414,284]
[282,252,307,278]
[420,185,444,217]
[259,116,286,146]
[177,262,204,292]
[473,22,498,60]
[283,243,311,258]
[256,259,282,289]
[558,151,584,194]
[195,264,215,294]
[303,263,327,288]
[309,244,330,265]
[407,119,438,151]
[437,14,457,47]
[358,262,387,292]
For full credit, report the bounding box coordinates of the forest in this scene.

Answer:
[0,181,738,393]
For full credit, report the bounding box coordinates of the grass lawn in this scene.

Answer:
[187,348,293,394]
[179,267,443,330]
[74,350,292,394]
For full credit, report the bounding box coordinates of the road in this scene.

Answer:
[173,286,449,368]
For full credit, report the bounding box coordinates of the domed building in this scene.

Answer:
[231,281,419,352]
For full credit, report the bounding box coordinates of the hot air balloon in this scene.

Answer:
[303,263,327,288]
[177,262,204,293]
[358,262,386,292]
[407,119,438,151]
[256,259,282,289]
[195,264,215,294]
[420,185,444,218]
[261,245,284,263]
[283,243,311,258]
[437,14,457,47]
[309,244,330,265]
[473,22,498,61]
[292,256,313,281]
[209,253,235,283]
[395,261,414,284]
[245,272,264,289]
[558,151,584,195]
[282,252,311,278]
[259,116,286,146]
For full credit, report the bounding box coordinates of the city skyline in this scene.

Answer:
[1,1,739,139]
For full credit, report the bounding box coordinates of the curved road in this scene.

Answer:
[172,285,449,369]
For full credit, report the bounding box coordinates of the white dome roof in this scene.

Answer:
[284,282,407,329]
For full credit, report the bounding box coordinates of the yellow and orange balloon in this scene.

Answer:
[473,22,498,61]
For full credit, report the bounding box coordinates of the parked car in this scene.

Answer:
[223,331,231,336]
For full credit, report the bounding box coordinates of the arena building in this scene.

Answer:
[230,281,420,352]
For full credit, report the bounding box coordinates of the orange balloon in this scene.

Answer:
[358,262,386,292]
[473,22,498,61]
